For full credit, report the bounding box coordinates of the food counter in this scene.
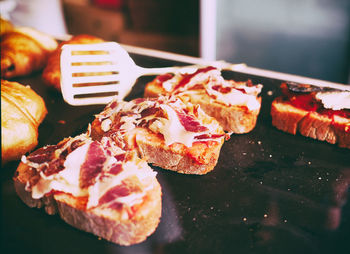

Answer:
[1,46,350,254]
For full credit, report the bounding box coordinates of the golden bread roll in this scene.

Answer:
[1,27,58,78]
[42,34,105,90]
[0,18,14,35]
[1,80,47,164]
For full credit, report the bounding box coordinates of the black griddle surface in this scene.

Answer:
[1,53,350,254]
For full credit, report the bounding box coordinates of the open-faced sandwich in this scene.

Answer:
[1,79,47,164]
[144,66,263,133]
[91,96,228,175]
[1,26,58,79]
[14,133,162,246]
[271,82,350,149]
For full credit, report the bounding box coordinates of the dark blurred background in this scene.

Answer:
[2,0,349,84]
[215,0,350,84]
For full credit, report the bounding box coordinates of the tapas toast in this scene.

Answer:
[144,66,263,133]
[271,82,350,149]
[14,134,162,246]
[91,96,228,174]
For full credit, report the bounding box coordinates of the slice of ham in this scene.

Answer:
[108,163,123,175]
[26,142,66,164]
[79,141,107,189]
[174,108,208,133]
[98,178,143,207]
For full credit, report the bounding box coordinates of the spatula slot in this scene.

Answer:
[74,91,118,99]
[72,50,109,55]
[73,81,119,88]
[72,71,119,77]
[71,61,114,66]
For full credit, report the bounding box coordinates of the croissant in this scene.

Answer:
[1,80,47,164]
[42,34,104,90]
[1,27,58,79]
[0,18,14,36]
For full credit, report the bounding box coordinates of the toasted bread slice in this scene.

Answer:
[14,134,162,246]
[271,83,350,149]
[91,96,228,175]
[144,66,263,133]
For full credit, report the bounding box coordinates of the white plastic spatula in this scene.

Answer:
[60,42,197,106]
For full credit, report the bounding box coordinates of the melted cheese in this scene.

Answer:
[161,104,202,146]
[101,118,112,132]
[315,91,350,110]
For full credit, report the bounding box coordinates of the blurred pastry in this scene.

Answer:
[1,27,58,78]
[1,80,47,164]
[42,34,104,90]
[0,18,14,35]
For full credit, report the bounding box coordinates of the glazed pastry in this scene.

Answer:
[1,80,47,164]
[0,18,14,36]
[1,27,58,78]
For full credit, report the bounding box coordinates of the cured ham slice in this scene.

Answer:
[79,141,106,189]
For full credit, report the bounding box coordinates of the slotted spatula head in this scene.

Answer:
[60,41,245,106]
[60,42,141,106]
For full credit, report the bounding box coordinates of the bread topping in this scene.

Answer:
[282,82,350,119]
[157,67,262,110]
[315,91,350,111]
[97,96,225,147]
[22,135,157,215]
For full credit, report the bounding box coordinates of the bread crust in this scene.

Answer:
[185,93,261,134]
[14,161,162,246]
[56,182,161,246]
[1,80,47,164]
[14,163,58,214]
[271,97,350,148]
[134,128,223,175]
[0,18,14,36]
[91,121,224,175]
[144,78,261,133]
